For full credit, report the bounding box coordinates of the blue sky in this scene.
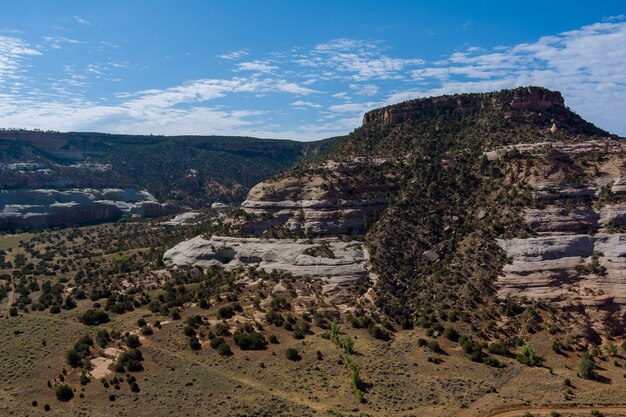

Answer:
[0,1,625,140]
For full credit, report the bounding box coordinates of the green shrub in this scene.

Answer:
[217,342,232,356]
[79,373,90,386]
[125,334,141,348]
[443,327,459,342]
[65,349,81,368]
[95,330,111,348]
[427,340,442,353]
[210,337,226,349]
[218,305,235,319]
[285,347,300,361]
[215,322,230,336]
[367,324,391,341]
[55,384,74,402]
[189,336,201,350]
[79,310,109,326]
[579,354,597,380]
[516,342,539,366]
[115,349,144,373]
[487,342,508,355]
[125,359,144,372]
[233,331,267,350]
[265,310,284,326]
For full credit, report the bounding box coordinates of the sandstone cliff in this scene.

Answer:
[0,188,178,231]
[227,158,401,235]
[164,86,625,342]
[493,139,626,337]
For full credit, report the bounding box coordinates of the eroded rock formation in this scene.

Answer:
[227,158,400,235]
[494,138,626,336]
[163,235,369,305]
[0,188,178,230]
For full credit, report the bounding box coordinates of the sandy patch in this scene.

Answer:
[90,356,113,379]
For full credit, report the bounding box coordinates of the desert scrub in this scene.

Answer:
[285,347,300,361]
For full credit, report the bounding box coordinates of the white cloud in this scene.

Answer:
[350,83,379,96]
[0,36,41,83]
[218,49,249,60]
[329,102,376,113]
[401,20,626,135]
[332,92,350,100]
[297,38,424,81]
[236,60,278,73]
[43,36,81,49]
[292,100,321,108]
[74,16,91,25]
[1,20,625,140]
[274,80,318,95]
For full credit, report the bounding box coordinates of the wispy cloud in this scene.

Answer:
[218,49,249,60]
[74,15,91,25]
[0,36,41,83]
[314,20,626,138]
[296,38,424,81]
[350,83,379,96]
[292,100,321,108]
[43,35,81,49]
[236,60,278,73]
[0,19,625,140]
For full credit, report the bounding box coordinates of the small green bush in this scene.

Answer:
[579,354,597,380]
[285,347,300,361]
[55,384,74,402]
[189,336,201,350]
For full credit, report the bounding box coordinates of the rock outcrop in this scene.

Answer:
[228,158,400,235]
[498,233,626,336]
[0,188,178,231]
[363,86,565,126]
[161,212,200,226]
[494,138,626,336]
[163,235,369,304]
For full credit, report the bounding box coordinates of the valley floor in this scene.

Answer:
[2,306,626,417]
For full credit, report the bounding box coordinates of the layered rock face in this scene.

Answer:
[228,159,400,235]
[0,188,178,231]
[494,139,626,335]
[163,235,368,304]
[364,86,566,127]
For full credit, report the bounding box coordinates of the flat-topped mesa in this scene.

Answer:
[362,86,564,126]
[361,86,605,135]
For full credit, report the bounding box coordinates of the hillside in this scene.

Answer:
[208,86,626,341]
[0,131,336,206]
[3,87,626,417]
[0,131,337,231]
